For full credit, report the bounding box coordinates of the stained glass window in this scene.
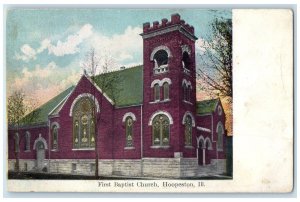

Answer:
[183,84,187,101]
[25,132,30,151]
[184,115,192,146]
[217,124,223,150]
[187,87,191,101]
[52,126,58,150]
[125,117,133,147]
[154,83,160,101]
[152,114,170,146]
[163,82,169,100]
[73,97,95,149]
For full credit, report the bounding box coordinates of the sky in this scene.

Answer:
[6,8,231,106]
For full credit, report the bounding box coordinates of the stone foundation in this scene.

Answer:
[8,158,227,178]
[211,159,227,174]
[180,158,199,177]
[112,159,142,176]
[142,158,181,178]
[8,159,41,172]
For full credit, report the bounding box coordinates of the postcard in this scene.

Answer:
[5,8,293,193]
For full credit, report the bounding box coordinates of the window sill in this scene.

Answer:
[72,148,95,151]
[51,149,59,152]
[24,150,31,152]
[124,147,135,150]
[217,148,223,152]
[161,99,171,103]
[150,145,170,149]
[184,146,194,149]
[154,70,169,74]
[150,100,160,104]
[150,99,171,104]
[183,100,193,105]
[153,66,169,75]
[183,67,191,76]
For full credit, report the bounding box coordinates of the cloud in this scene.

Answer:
[48,24,93,56]
[15,44,37,62]
[15,24,94,61]
[195,37,207,55]
[15,23,142,69]
[10,62,81,107]
[37,39,51,54]
[11,24,143,106]
[86,25,143,71]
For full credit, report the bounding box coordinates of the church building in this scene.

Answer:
[8,14,228,178]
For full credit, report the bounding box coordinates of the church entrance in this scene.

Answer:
[198,147,204,165]
[197,136,205,165]
[36,141,45,170]
[197,136,213,166]
[33,134,48,171]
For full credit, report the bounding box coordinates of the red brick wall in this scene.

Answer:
[8,126,49,160]
[195,100,227,162]
[212,102,227,159]
[142,14,197,158]
[50,75,115,159]
[111,106,142,159]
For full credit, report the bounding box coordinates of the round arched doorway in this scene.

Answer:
[36,141,46,170]
[33,134,48,171]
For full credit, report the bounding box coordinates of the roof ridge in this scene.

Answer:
[93,64,143,77]
[197,98,219,103]
[37,85,75,109]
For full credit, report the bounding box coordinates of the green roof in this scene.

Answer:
[92,65,143,107]
[21,66,143,126]
[196,99,219,115]
[22,86,74,125]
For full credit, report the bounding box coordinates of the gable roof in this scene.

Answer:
[92,65,143,107]
[196,98,219,115]
[18,65,143,127]
[21,86,74,125]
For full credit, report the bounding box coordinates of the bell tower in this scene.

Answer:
[141,14,198,158]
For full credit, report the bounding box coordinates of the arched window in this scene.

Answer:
[25,132,30,151]
[153,50,168,67]
[182,51,191,69]
[217,122,224,151]
[187,86,191,102]
[52,125,58,150]
[183,83,187,101]
[152,114,170,146]
[184,115,192,146]
[163,82,169,100]
[154,83,160,101]
[14,133,19,153]
[72,97,95,149]
[125,117,134,147]
[153,49,169,74]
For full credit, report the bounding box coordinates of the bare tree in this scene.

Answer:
[197,18,232,103]
[81,48,121,178]
[7,90,40,171]
[197,18,232,135]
